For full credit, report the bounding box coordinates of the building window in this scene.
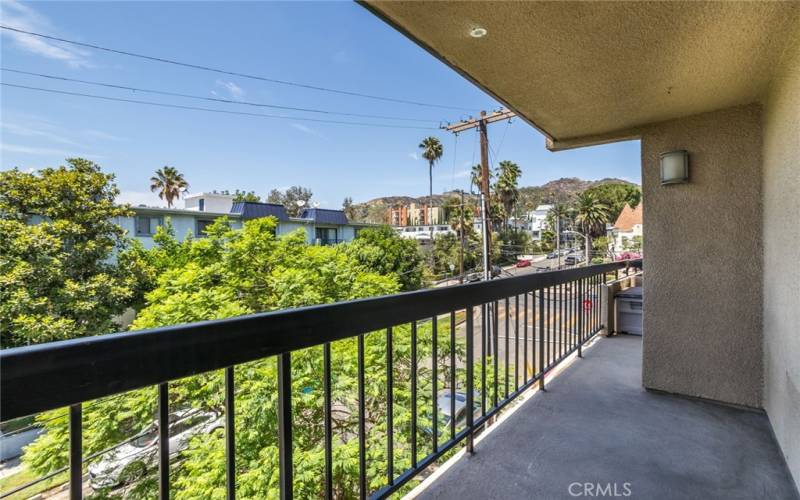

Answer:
[315,227,338,245]
[135,216,162,236]
[196,219,215,237]
[198,199,205,211]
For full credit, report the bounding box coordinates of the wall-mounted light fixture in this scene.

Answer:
[660,150,689,185]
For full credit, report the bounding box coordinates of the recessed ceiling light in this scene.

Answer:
[470,27,488,38]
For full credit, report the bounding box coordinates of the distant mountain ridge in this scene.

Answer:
[349,177,637,223]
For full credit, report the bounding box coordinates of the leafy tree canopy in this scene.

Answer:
[231,189,261,203]
[0,159,141,347]
[345,225,425,291]
[582,183,641,222]
[267,186,313,217]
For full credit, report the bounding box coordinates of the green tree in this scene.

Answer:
[469,163,493,193]
[582,183,640,222]
[0,159,140,347]
[443,195,475,239]
[418,137,443,238]
[232,190,261,203]
[267,186,313,217]
[149,166,188,208]
[342,196,355,220]
[575,192,610,260]
[22,216,505,499]
[345,225,425,291]
[494,160,522,228]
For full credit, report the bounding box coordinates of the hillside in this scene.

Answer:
[350,178,637,224]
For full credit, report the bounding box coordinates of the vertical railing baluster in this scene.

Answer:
[547,287,552,368]
[538,289,545,391]
[466,306,474,454]
[410,321,418,468]
[524,292,529,384]
[432,317,438,453]
[493,301,498,410]
[513,295,518,392]
[505,297,510,398]
[225,367,235,500]
[158,383,169,500]
[560,283,565,360]
[323,343,333,500]
[578,279,584,357]
[481,304,486,417]
[572,280,577,350]
[69,403,82,500]
[277,353,293,500]
[386,327,394,485]
[514,292,528,390]
[449,311,456,441]
[522,290,536,384]
[357,336,366,500]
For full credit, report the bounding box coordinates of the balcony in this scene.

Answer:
[2,261,644,499]
[413,334,798,500]
[2,260,798,499]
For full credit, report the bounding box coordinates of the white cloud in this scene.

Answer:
[454,169,471,178]
[290,122,327,140]
[0,0,92,67]
[215,80,245,100]
[1,142,103,159]
[83,129,126,142]
[408,153,419,161]
[2,123,80,145]
[117,190,167,208]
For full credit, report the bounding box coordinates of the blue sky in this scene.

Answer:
[0,1,641,208]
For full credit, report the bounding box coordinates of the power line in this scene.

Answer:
[0,25,476,112]
[1,68,441,123]
[1,83,440,130]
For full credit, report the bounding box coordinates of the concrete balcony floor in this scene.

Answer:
[418,335,798,500]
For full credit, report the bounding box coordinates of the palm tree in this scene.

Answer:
[574,192,610,263]
[469,164,484,192]
[495,160,522,228]
[150,166,189,208]
[418,137,443,245]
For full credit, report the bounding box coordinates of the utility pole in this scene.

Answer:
[459,189,465,283]
[444,109,516,280]
[444,109,515,358]
[556,215,561,269]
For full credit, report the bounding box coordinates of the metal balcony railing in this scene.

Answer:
[0,260,641,500]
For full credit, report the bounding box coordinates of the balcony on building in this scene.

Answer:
[2,2,800,499]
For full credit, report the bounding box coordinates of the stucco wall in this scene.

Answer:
[762,38,800,486]
[640,104,763,408]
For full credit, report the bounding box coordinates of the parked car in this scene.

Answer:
[88,409,222,490]
[546,251,559,259]
[516,259,532,268]
[565,254,585,266]
[465,272,482,283]
[425,390,482,436]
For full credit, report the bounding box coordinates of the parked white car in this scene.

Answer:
[88,409,222,490]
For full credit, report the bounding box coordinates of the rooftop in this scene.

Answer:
[613,203,644,231]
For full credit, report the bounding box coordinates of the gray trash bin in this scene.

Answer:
[615,286,643,335]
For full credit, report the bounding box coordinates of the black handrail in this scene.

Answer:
[0,259,641,500]
[0,259,640,421]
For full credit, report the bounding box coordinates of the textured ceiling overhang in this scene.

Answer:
[361,1,800,145]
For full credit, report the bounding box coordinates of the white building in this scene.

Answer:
[610,203,643,252]
[123,202,372,249]
[527,204,553,240]
[394,224,453,243]
[183,192,235,213]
